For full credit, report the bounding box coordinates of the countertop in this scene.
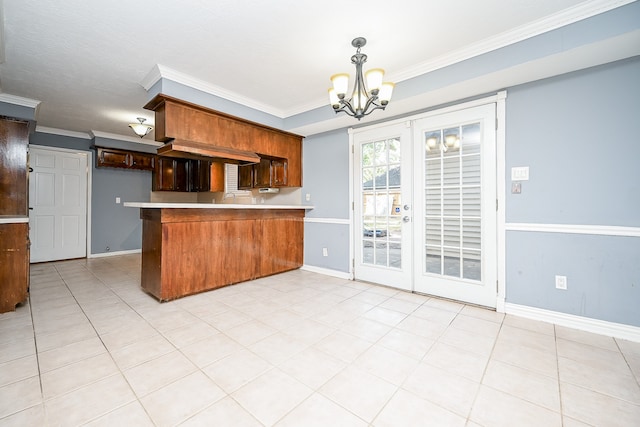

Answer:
[0,216,29,224]
[123,202,314,210]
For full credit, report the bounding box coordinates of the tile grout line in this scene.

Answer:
[47,261,158,426]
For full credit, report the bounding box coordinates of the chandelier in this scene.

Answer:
[328,37,395,120]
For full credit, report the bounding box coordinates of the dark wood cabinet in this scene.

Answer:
[0,223,29,313]
[153,157,210,192]
[0,118,29,216]
[189,159,210,192]
[237,157,288,190]
[95,146,156,171]
[145,94,303,187]
[238,164,253,190]
[0,117,30,313]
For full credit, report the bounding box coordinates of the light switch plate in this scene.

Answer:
[511,166,529,181]
[115,197,121,204]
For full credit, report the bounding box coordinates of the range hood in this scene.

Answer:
[157,140,260,164]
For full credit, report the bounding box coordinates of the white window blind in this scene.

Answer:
[224,164,251,196]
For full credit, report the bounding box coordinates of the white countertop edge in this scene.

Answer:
[0,216,29,224]
[123,202,314,210]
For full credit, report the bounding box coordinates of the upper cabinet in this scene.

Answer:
[95,146,156,171]
[238,156,288,190]
[144,94,303,188]
[0,118,29,216]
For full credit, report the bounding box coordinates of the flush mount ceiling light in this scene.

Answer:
[328,37,395,121]
[128,117,153,138]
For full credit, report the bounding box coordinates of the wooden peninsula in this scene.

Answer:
[124,203,311,301]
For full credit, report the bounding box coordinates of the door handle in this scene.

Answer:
[402,216,411,223]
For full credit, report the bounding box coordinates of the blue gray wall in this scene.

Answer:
[302,129,351,271]
[29,132,153,255]
[505,57,640,327]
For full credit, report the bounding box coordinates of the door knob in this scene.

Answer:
[402,216,411,223]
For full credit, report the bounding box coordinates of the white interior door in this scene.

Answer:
[413,104,497,307]
[29,146,88,262]
[353,123,413,290]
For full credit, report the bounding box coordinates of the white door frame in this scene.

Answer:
[348,91,507,310]
[29,144,92,262]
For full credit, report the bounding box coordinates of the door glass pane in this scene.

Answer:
[423,122,482,281]
[426,245,442,274]
[360,137,403,269]
[463,249,481,280]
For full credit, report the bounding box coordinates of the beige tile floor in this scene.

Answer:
[1,254,639,426]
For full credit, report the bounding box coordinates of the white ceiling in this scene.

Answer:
[0,0,632,140]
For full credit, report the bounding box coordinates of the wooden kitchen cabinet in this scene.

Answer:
[189,159,210,192]
[0,116,30,313]
[153,157,188,191]
[153,157,210,192]
[139,208,305,301]
[0,223,29,312]
[0,118,29,216]
[145,94,303,187]
[237,157,288,190]
[238,164,253,190]
[270,158,287,187]
[253,158,272,188]
[95,146,156,171]
[209,162,225,192]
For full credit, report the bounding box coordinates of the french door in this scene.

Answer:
[353,123,413,291]
[354,103,497,307]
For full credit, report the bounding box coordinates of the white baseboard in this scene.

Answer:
[88,249,142,259]
[301,264,352,280]
[505,302,640,343]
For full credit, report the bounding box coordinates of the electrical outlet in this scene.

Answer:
[322,247,328,257]
[115,197,121,204]
[555,275,567,290]
[305,193,311,201]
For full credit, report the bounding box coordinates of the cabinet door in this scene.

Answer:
[253,158,271,188]
[238,164,253,190]
[154,157,175,191]
[130,152,156,171]
[0,223,29,313]
[0,118,29,216]
[189,159,210,192]
[209,162,225,192]
[97,147,130,168]
[258,216,303,276]
[174,158,189,192]
[271,159,288,187]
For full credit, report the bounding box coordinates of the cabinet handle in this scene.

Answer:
[29,167,34,172]
[29,207,33,210]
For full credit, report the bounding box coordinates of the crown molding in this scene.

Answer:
[35,126,91,139]
[89,130,163,146]
[0,92,41,109]
[142,0,634,120]
[140,64,162,91]
[143,64,288,118]
[392,0,636,83]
